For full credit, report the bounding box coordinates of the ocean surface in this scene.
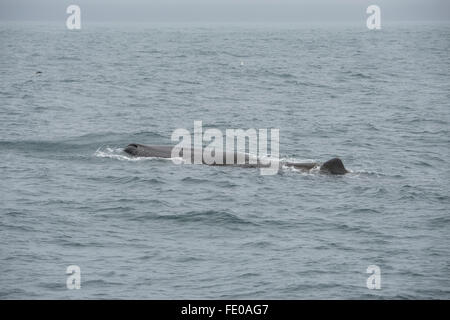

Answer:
[0,21,449,299]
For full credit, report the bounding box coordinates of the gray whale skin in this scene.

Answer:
[124,143,348,175]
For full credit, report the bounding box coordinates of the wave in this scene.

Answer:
[126,209,256,227]
[0,139,87,153]
[157,210,256,226]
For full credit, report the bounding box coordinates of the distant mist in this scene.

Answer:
[1,0,449,22]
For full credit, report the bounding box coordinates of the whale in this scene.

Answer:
[123,143,348,175]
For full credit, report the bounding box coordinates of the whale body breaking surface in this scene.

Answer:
[124,143,348,175]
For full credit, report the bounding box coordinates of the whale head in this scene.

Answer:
[124,143,140,156]
[320,158,348,175]
[123,143,173,158]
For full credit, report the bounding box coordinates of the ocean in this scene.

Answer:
[0,21,449,299]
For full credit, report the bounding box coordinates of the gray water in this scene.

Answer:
[1,21,449,299]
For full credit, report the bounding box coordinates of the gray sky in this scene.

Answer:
[1,0,449,22]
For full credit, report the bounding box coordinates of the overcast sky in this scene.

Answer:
[1,0,449,22]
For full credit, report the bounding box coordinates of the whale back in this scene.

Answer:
[125,143,348,175]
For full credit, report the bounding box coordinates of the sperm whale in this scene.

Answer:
[123,143,348,175]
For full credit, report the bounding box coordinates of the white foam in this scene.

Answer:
[94,147,143,161]
[346,169,383,178]
[280,163,321,176]
[93,146,187,163]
